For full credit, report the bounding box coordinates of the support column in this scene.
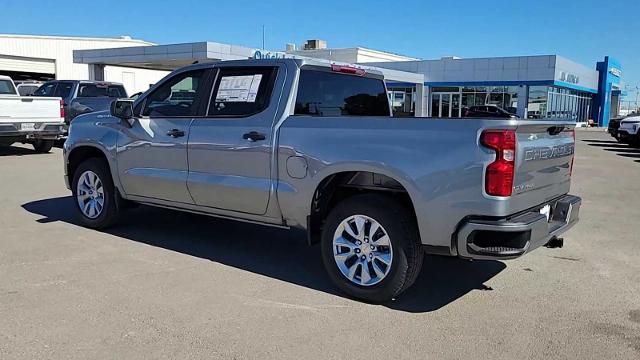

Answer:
[89,64,105,81]
[415,83,427,117]
[517,85,528,119]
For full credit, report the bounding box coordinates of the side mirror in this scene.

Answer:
[110,99,134,120]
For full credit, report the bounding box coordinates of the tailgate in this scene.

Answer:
[512,122,575,207]
[0,96,63,124]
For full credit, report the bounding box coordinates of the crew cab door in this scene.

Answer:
[117,68,212,204]
[186,65,282,215]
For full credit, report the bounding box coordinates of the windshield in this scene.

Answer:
[0,79,17,95]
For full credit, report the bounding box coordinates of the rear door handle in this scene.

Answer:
[242,131,266,142]
[166,129,185,138]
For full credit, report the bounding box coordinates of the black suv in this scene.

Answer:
[608,116,631,142]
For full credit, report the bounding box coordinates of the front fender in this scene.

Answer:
[64,113,123,193]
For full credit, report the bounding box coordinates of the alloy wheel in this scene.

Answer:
[76,170,105,219]
[332,214,393,286]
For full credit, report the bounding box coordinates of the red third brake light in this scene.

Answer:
[331,64,366,76]
[59,99,65,119]
[481,129,516,197]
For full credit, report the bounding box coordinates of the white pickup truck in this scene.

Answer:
[0,75,65,153]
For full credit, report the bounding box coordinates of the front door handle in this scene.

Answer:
[242,131,266,142]
[166,129,185,138]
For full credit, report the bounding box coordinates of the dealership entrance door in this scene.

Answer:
[431,92,461,117]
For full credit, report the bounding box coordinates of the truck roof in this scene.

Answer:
[44,80,124,86]
[176,58,386,78]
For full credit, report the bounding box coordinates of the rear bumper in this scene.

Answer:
[455,194,581,260]
[0,123,66,140]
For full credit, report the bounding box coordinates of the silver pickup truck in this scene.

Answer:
[63,59,581,302]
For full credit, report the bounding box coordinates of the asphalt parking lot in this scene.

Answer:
[1,129,639,359]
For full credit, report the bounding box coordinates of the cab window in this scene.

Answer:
[207,67,277,117]
[142,69,208,117]
[294,69,390,116]
[54,82,74,98]
[0,79,16,95]
[33,83,56,96]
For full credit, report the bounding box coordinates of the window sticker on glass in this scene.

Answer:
[215,74,263,103]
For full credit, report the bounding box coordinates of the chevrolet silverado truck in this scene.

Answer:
[0,75,65,153]
[63,59,581,302]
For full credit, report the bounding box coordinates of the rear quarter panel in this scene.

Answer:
[277,116,521,250]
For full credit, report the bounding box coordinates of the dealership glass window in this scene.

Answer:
[461,93,474,110]
[504,87,519,114]
[527,86,548,119]
[387,87,415,117]
[437,86,519,117]
[431,94,441,117]
[488,86,504,107]
[431,86,459,93]
[429,86,521,117]
[530,86,593,122]
[430,87,462,117]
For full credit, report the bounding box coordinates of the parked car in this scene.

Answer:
[15,81,44,96]
[63,59,581,302]
[463,105,517,118]
[617,115,640,147]
[607,116,625,141]
[0,75,65,152]
[33,80,127,128]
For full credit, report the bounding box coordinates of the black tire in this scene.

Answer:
[71,158,121,229]
[320,194,423,303]
[32,139,54,153]
[630,136,640,148]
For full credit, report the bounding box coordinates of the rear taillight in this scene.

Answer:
[481,129,516,197]
[569,129,575,175]
[59,99,65,119]
[330,64,366,76]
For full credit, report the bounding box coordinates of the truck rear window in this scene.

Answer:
[78,84,127,98]
[0,80,16,95]
[294,69,390,117]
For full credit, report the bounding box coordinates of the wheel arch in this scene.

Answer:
[66,144,120,192]
[306,164,423,246]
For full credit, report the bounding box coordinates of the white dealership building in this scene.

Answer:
[0,34,169,95]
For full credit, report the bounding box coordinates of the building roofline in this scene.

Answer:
[354,47,420,60]
[291,46,419,60]
[0,33,155,45]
